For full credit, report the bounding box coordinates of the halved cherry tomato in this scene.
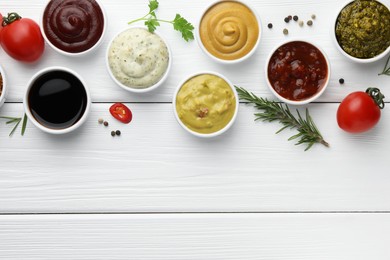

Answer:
[109,103,132,124]
[337,88,385,133]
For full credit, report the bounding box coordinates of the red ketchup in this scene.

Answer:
[267,41,328,101]
[43,0,104,53]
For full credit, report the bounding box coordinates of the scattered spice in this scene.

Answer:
[307,20,313,26]
[284,17,290,23]
[267,23,273,29]
[111,131,116,136]
[288,15,292,21]
[299,20,304,27]
[98,118,104,124]
[311,14,316,19]
[339,78,345,84]
[283,28,289,35]
[103,121,109,126]
[115,130,121,136]
[293,15,298,21]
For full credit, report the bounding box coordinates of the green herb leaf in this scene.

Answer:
[0,115,27,137]
[128,0,194,42]
[148,0,159,13]
[21,113,27,136]
[173,14,194,42]
[235,86,329,151]
[145,18,160,33]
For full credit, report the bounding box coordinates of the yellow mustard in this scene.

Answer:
[176,74,236,134]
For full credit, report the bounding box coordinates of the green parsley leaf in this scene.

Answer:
[145,18,160,33]
[173,14,194,42]
[148,0,159,13]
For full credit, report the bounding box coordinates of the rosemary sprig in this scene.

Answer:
[0,113,28,136]
[128,0,194,42]
[379,55,390,76]
[235,86,329,151]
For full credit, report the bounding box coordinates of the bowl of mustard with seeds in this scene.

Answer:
[333,0,390,63]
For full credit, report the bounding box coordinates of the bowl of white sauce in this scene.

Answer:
[106,27,172,93]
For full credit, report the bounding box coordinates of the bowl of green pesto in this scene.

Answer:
[334,0,390,63]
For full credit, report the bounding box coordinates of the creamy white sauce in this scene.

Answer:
[108,28,169,88]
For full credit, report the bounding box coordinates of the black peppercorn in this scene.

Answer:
[339,78,345,84]
[115,130,121,136]
[103,121,109,126]
[268,23,273,29]
[293,15,298,21]
[284,17,289,23]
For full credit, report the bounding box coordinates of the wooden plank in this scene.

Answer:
[1,103,389,213]
[0,0,388,103]
[1,213,390,259]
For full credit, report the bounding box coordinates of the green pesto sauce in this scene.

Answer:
[335,0,390,59]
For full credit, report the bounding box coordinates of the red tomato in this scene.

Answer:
[0,12,44,62]
[0,13,3,43]
[337,88,385,133]
[109,103,132,124]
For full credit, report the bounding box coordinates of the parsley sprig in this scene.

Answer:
[0,114,27,137]
[235,86,329,151]
[379,55,390,76]
[128,0,194,42]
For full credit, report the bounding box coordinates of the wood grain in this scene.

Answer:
[1,213,390,260]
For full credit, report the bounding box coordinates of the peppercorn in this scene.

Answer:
[288,15,292,21]
[293,15,298,21]
[299,20,304,27]
[283,28,289,35]
[268,23,273,29]
[98,118,104,124]
[104,121,109,126]
[339,78,345,84]
[115,130,121,136]
[307,20,313,26]
[284,17,289,23]
[311,14,316,19]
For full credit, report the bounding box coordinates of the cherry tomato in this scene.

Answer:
[109,103,132,124]
[337,88,385,133]
[0,12,44,62]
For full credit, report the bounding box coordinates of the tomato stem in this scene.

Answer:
[2,12,22,27]
[366,88,385,109]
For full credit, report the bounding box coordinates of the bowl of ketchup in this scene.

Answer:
[265,39,330,105]
[41,0,106,56]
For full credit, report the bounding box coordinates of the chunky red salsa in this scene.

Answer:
[43,0,104,53]
[267,41,328,101]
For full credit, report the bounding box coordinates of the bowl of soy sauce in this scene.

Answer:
[24,67,91,134]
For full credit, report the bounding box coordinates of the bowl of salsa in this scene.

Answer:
[333,0,390,63]
[265,40,330,105]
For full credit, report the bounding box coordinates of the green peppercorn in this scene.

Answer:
[307,20,313,26]
[299,20,304,27]
[111,131,116,137]
[283,28,289,35]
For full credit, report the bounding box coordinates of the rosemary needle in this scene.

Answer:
[235,86,329,151]
[379,54,390,76]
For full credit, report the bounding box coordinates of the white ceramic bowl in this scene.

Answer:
[0,65,7,109]
[196,0,261,64]
[265,39,331,105]
[106,27,172,93]
[24,67,91,134]
[173,71,239,138]
[333,0,390,63]
[41,0,107,56]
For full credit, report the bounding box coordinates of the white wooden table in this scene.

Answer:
[1,0,390,259]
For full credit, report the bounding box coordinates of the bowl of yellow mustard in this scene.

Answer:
[196,0,261,64]
[173,72,239,138]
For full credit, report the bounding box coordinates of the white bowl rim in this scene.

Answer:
[40,0,107,56]
[105,26,172,94]
[264,38,331,105]
[173,71,239,138]
[0,65,7,108]
[196,0,262,65]
[23,66,91,135]
[332,0,390,63]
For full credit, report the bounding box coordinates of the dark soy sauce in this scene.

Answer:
[28,70,87,129]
